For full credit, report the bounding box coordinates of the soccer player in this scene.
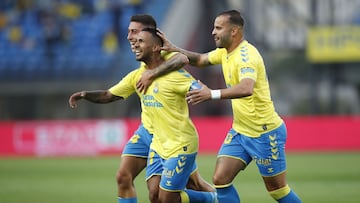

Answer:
[137,10,302,203]
[68,14,213,203]
[133,28,217,203]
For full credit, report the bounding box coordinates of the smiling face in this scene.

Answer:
[211,15,234,49]
[133,31,158,62]
[127,22,147,52]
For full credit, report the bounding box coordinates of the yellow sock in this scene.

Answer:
[269,185,291,200]
[180,191,190,203]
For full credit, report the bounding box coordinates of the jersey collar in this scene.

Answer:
[227,40,247,59]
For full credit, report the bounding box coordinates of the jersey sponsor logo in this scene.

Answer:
[142,94,163,107]
[240,67,255,74]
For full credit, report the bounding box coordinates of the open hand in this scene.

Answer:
[186,81,212,105]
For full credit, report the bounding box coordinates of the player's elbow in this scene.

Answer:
[179,54,190,65]
[196,54,211,68]
[233,87,253,98]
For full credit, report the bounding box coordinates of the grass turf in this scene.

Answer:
[0,152,359,203]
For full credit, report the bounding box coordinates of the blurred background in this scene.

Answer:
[0,0,359,120]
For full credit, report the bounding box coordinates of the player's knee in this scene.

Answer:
[116,170,133,188]
[186,177,199,190]
[148,194,158,203]
[212,173,228,186]
[158,193,181,203]
[157,189,181,203]
[187,176,215,192]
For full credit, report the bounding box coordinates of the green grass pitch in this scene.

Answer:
[0,152,359,203]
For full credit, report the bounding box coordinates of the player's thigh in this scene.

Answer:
[147,175,161,203]
[118,156,147,178]
[214,129,249,185]
[213,156,246,185]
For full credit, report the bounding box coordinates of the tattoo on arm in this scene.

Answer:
[175,47,210,67]
[152,54,188,78]
[82,90,121,103]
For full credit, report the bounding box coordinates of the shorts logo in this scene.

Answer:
[129,134,140,143]
[163,167,175,178]
[267,168,274,174]
[253,156,271,166]
[224,132,234,144]
[166,180,172,187]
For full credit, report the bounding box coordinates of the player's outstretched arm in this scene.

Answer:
[69,90,122,108]
[157,29,211,67]
[136,52,189,93]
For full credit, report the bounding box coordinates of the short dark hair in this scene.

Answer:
[218,10,244,27]
[130,14,157,28]
[141,27,163,46]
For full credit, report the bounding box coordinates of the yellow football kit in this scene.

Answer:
[109,54,198,159]
[108,51,176,135]
[208,40,283,137]
[146,69,199,159]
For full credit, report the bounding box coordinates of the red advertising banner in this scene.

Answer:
[0,116,359,156]
[194,116,360,153]
[0,120,138,156]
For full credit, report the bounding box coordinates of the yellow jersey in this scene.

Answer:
[109,53,198,158]
[147,69,199,158]
[108,51,177,135]
[208,40,283,137]
[108,65,154,133]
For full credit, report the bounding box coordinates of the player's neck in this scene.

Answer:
[227,37,244,53]
[144,54,164,70]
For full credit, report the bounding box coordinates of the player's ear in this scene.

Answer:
[153,44,162,52]
[231,25,241,36]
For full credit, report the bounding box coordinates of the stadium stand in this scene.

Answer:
[0,0,173,81]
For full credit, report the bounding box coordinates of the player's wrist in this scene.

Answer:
[210,90,221,100]
[80,91,86,99]
[150,69,158,79]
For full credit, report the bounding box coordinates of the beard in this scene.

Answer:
[215,37,231,49]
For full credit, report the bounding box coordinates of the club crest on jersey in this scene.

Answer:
[153,83,159,94]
